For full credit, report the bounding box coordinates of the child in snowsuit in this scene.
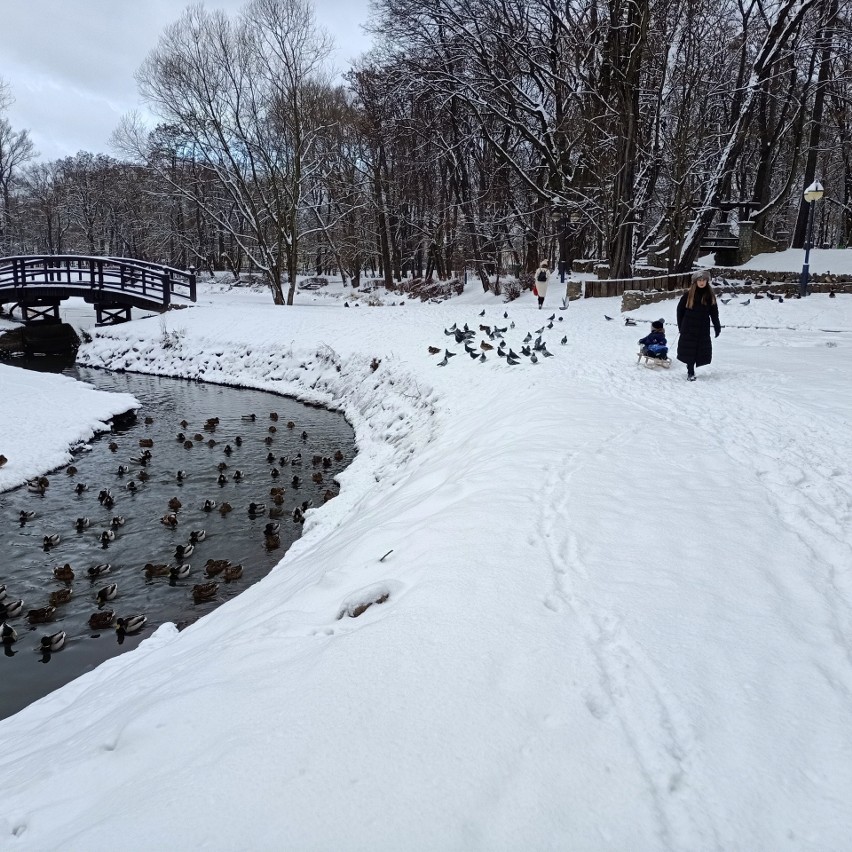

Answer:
[639,319,668,359]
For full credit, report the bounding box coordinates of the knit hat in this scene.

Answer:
[651,319,664,330]
[691,269,710,283]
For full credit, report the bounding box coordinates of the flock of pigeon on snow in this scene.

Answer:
[430,302,570,366]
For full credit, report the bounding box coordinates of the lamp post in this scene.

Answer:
[799,180,824,298]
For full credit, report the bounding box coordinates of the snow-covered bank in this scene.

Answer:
[0,364,139,492]
[1,289,852,850]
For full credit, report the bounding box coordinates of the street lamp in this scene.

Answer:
[799,180,824,298]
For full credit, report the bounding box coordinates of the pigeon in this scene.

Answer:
[530,353,539,364]
[428,346,441,355]
[547,314,555,321]
[344,301,349,307]
[558,316,563,321]
[445,349,457,358]
[479,324,491,333]
[560,298,569,310]
[521,346,531,357]
[497,348,506,358]
[437,355,449,366]
[547,322,553,329]
[464,342,476,354]
[534,336,544,351]
[624,318,636,326]
[510,321,515,329]
[605,315,614,321]
[535,326,545,335]
[469,350,479,359]
[523,333,532,343]
[720,298,732,305]
[741,298,750,306]
[508,349,519,359]
[503,311,509,318]
[560,335,567,345]
[506,357,520,365]
[479,309,485,316]
[479,353,487,362]
[542,346,554,357]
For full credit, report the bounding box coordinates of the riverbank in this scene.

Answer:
[1,287,851,849]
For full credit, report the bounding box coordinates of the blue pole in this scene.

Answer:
[799,200,816,298]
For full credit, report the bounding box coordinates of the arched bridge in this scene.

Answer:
[0,255,197,325]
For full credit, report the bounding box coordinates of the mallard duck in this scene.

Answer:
[183,440,193,449]
[28,481,46,496]
[144,416,154,425]
[87,563,111,579]
[48,588,72,607]
[322,457,332,469]
[139,438,154,448]
[108,442,118,452]
[323,489,336,503]
[175,543,194,560]
[268,506,285,519]
[301,500,311,511]
[264,533,280,550]
[207,439,216,448]
[116,465,129,476]
[102,494,115,510]
[115,614,146,634]
[27,606,56,624]
[223,444,233,455]
[176,432,186,442]
[0,455,7,468]
[232,469,244,481]
[144,563,170,578]
[0,584,6,602]
[176,470,188,482]
[189,529,206,544]
[300,430,308,441]
[311,471,323,484]
[247,502,266,516]
[264,521,281,536]
[203,499,217,512]
[217,461,228,472]
[268,425,277,433]
[179,419,189,428]
[291,476,301,488]
[218,502,233,515]
[73,481,88,494]
[264,436,273,446]
[125,480,138,492]
[53,563,74,582]
[291,453,302,465]
[192,582,218,603]
[193,433,203,442]
[161,513,178,528]
[223,564,243,582]
[286,421,295,429]
[270,486,284,496]
[169,563,191,580]
[75,517,91,531]
[19,510,35,524]
[204,559,229,577]
[292,507,304,524]
[241,414,256,421]
[138,469,150,482]
[278,456,289,465]
[88,610,115,629]
[100,529,116,545]
[1,622,17,644]
[269,412,278,421]
[168,496,182,511]
[217,473,227,486]
[40,630,66,652]
[266,452,276,463]
[98,488,113,504]
[270,467,280,479]
[43,533,61,550]
[96,583,118,604]
[66,465,78,476]
[311,454,322,466]
[334,449,344,461]
[1,599,24,619]
[234,436,243,446]
[110,516,126,529]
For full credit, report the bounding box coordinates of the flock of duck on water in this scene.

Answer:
[1,411,345,656]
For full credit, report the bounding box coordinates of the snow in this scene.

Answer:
[1,263,852,850]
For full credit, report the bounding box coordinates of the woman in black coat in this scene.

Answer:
[676,270,721,381]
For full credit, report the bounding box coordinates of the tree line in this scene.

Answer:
[1,0,851,303]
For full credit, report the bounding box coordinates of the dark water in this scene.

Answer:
[0,357,354,720]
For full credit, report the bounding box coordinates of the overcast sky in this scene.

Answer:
[1,0,373,162]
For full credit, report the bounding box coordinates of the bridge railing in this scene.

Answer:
[0,255,196,306]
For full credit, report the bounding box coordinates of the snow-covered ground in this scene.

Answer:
[1,266,851,850]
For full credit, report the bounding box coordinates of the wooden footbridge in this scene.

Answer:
[0,255,197,325]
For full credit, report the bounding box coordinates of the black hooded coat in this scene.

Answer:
[676,290,721,367]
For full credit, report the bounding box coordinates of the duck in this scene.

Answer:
[291,476,301,488]
[40,631,66,652]
[207,439,216,448]
[232,470,244,481]
[0,584,6,602]
[175,543,194,560]
[98,488,113,504]
[176,432,186,442]
[28,481,47,496]
[270,468,280,479]
[266,452,276,463]
[115,615,146,634]
[268,425,277,433]
[322,457,332,469]
[247,502,266,516]
[323,489,336,503]
[192,582,218,603]
[75,517,91,531]
[139,438,154,448]
[234,437,243,446]
[110,516,126,529]
[53,564,75,582]
[48,588,73,607]
[204,559,230,577]
[89,610,116,629]
[189,529,206,544]
[161,513,178,528]
[278,455,289,466]
[264,533,280,550]
[27,606,56,625]
[292,507,304,524]
[223,564,243,582]
[108,442,118,452]
[286,421,295,429]
[144,563,171,578]
[176,470,188,482]
[312,454,323,466]
[217,473,228,486]
[144,416,154,425]
[169,563,191,581]
[126,480,138,492]
[0,599,24,619]
[43,533,61,550]
[241,414,256,422]
[87,563,111,579]
[264,522,281,536]
[103,494,115,510]
[183,440,194,449]
[179,419,189,428]
[168,496,182,511]
[96,583,118,604]
[270,412,278,421]
[116,465,129,476]
[264,436,273,446]
[193,433,203,442]
[291,453,302,466]
[223,444,233,456]
[217,462,228,472]
[218,502,233,515]
[66,465,78,476]
[311,471,323,484]
[0,454,6,468]
[202,499,217,512]
[1,622,17,644]
[19,510,36,524]
[334,449,344,462]
[268,506,285,519]
[100,529,116,545]
[301,431,308,441]
[301,500,312,512]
